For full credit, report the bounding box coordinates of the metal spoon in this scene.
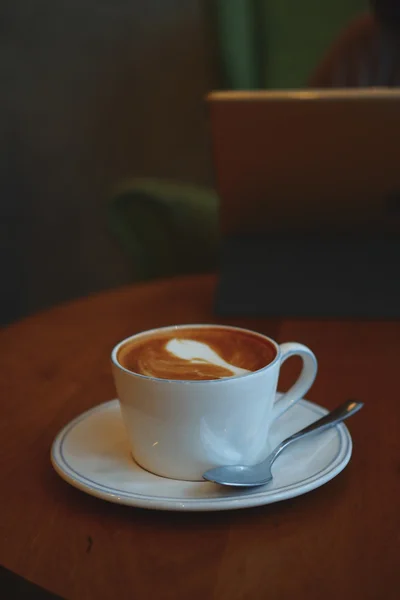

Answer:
[203,399,363,487]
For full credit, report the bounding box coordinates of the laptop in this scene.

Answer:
[208,89,400,318]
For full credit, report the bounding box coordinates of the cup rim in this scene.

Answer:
[111,324,281,384]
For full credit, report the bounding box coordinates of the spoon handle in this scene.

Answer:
[271,399,363,462]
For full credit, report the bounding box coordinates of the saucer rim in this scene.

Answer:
[51,398,352,512]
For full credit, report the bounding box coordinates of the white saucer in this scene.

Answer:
[51,397,352,512]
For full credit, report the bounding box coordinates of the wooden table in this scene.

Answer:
[1,274,399,600]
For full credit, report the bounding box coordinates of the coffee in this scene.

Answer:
[117,326,276,380]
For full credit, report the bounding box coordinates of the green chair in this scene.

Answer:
[108,0,368,281]
[108,179,219,281]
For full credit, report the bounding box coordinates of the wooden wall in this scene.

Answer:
[1,0,215,323]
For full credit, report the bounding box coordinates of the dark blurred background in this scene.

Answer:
[1,0,215,325]
[1,0,368,326]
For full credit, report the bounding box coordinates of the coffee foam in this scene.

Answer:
[117,326,276,381]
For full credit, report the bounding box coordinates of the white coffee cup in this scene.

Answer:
[111,324,317,481]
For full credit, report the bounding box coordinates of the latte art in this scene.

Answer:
[166,338,250,377]
[117,326,276,381]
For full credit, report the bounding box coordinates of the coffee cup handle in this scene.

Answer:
[271,342,318,422]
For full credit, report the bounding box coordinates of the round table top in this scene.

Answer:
[1,274,399,600]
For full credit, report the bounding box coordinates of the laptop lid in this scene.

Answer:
[208,89,400,318]
[208,89,400,236]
